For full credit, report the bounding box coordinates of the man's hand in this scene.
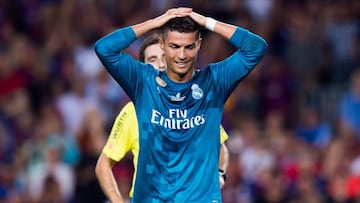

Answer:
[152,7,193,28]
[219,169,227,189]
[132,7,192,37]
[219,174,225,189]
[166,7,192,15]
[188,11,207,27]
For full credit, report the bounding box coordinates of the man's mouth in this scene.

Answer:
[175,61,188,67]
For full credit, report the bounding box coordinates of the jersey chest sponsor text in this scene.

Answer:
[151,109,205,130]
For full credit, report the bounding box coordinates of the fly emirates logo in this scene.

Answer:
[151,109,205,130]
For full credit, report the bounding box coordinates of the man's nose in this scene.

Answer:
[178,48,186,59]
[158,60,166,70]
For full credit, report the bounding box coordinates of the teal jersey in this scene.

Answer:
[95,26,267,203]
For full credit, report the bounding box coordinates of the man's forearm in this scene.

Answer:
[95,153,125,203]
[219,144,229,171]
[132,19,159,38]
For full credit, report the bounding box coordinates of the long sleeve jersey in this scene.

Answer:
[94,26,267,203]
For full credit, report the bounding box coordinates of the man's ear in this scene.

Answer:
[197,37,202,51]
[159,38,164,49]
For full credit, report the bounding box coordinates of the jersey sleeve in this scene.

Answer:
[94,27,153,101]
[220,125,228,144]
[211,27,267,102]
[102,102,138,162]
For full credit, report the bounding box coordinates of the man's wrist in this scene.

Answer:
[218,169,227,182]
[205,17,217,31]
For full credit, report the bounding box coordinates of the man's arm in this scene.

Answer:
[189,10,267,100]
[94,8,193,100]
[188,10,267,62]
[95,153,125,203]
[95,102,137,203]
[188,11,236,41]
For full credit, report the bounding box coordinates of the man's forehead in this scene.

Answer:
[144,44,163,58]
[164,31,198,44]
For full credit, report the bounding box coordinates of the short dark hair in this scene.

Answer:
[139,33,161,63]
[160,16,201,40]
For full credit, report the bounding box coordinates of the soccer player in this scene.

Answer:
[94,7,267,202]
[95,33,230,203]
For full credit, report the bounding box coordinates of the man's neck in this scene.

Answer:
[166,70,194,83]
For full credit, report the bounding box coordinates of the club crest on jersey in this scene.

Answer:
[155,76,167,87]
[169,92,186,102]
[191,84,203,99]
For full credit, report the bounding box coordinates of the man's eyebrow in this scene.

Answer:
[146,55,157,60]
[168,42,180,46]
[168,42,196,47]
[185,43,196,48]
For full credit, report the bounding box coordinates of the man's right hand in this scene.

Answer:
[152,7,193,28]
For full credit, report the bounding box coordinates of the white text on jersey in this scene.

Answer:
[151,109,205,129]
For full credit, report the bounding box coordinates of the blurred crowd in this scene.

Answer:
[0,0,359,202]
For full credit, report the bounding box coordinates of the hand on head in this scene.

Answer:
[153,7,194,28]
[166,7,192,16]
[167,8,207,28]
[188,11,207,27]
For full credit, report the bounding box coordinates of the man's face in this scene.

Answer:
[144,43,166,71]
[160,31,201,82]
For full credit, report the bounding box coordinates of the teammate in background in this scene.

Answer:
[95,33,230,203]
